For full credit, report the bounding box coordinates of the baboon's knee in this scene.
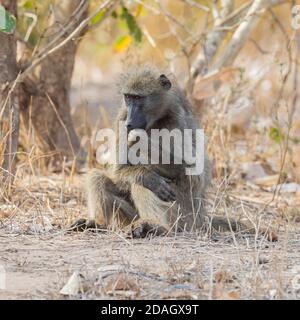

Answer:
[131,184,171,228]
[87,169,138,227]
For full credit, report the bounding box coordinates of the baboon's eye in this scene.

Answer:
[124,94,144,101]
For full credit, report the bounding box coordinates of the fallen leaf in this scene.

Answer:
[253,174,281,187]
[213,283,240,300]
[0,211,13,219]
[266,230,278,242]
[269,289,277,299]
[161,289,197,299]
[227,290,240,300]
[104,273,139,295]
[214,270,235,283]
[60,271,82,296]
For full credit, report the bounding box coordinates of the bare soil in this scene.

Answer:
[0,174,299,300]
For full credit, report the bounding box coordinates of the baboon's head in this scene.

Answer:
[119,66,172,132]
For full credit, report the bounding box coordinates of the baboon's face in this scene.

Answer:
[124,74,172,132]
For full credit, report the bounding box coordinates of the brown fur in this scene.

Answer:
[71,66,276,241]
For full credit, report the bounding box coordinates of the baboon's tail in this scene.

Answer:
[208,216,277,242]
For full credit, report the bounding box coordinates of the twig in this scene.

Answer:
[28,0,89,63]
[214,0,285,70]
[45,93,76,160]
[190,0,235,79]
[18,0,117,84]
[180,0,210,12]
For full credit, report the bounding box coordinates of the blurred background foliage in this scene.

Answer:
[4,0,300,188]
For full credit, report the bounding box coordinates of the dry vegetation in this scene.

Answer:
[0,174,300,299]
[1,0,300,300]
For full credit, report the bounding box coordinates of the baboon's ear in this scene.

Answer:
[159,74,172,90]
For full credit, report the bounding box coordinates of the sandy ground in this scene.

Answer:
[0,174,300,300]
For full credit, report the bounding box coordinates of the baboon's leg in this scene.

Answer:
[130,181,207,234]
[130,183,175,235]
[71,169,139,232]
[87,169,139,227]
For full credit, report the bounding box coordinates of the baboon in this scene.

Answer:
[71,65,276,240]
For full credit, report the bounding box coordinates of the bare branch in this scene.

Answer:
[179,0,210,12]
[29,0,89,65]
[18,0,117,84]
[213,0,286,70]
[190,0,235,79]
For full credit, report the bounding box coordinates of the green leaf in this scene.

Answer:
[269,127,283,144]
[0,5,17,34]
[111,10,118,19]
[120,6,142,44]
[20,0,35,10]
[113,35,132,53]
[90,10,106,26]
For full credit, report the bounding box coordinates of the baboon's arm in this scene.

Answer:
[114,165,176,202]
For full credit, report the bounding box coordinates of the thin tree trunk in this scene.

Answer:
[190,0,234,79]
[0,0,19,189]
[213,0,275,70]
[22,0,88,170]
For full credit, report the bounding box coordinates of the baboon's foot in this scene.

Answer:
[69,219,106,233]
[128,220,168,238]
[69,218,88,232]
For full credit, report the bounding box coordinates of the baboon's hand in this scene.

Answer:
[142,172,176,202]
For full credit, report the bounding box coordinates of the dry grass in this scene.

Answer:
[0,0,299,301]
[0,173,299,300]
[1,51,300,299]
[1,62,300,299]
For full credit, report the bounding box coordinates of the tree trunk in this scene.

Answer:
[0,0,19,189]
[22,0,88,171]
